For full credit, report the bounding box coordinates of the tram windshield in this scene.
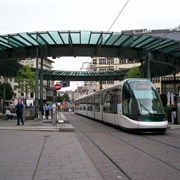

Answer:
[122,80,164,116]
[130,81,164,115]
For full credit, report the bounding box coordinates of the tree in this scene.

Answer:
[0,82,15,100]
[57,93,70,103]
[15,65,35,106]
[124,66,141,79]
[63,93,70,102]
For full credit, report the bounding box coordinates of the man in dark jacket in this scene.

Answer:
[16,100,24,125]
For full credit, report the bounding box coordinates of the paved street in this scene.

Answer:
[0,112,180,180]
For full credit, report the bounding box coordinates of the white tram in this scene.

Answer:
[74,78,168,133]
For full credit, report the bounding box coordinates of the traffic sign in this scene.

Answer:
[54,83,61,91]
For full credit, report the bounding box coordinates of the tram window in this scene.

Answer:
[80,99,86,110]
[103,89,118,114]
[103,92,111,113]
[133,90,155,99]
[122,83,139,115]
[75,100,80,110]
[83,99,86,110]
[95,94,101,112]
[87,96,93,111]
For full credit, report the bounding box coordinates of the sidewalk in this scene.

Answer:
[0,112,179,131]
[0,112,104,180]
[0,112,74,132]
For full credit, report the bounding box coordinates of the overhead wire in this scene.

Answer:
[81,0,130,70]
[96,0,130,55]
[107,0,130,32]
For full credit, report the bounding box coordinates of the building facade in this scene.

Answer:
[73,56,180,100]
[83,57,141,93]
[1,57,55,106]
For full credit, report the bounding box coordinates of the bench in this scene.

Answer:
[0,114,17,120]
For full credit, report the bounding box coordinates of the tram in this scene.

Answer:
[74,78,168,133]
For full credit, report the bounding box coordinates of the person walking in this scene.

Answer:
[16,100,24,125]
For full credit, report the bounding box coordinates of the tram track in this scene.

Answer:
[107,132,180,172]
[65,113,180,179]
[141,135,180,150]
[70,115,132,180]
[166,131,180,137]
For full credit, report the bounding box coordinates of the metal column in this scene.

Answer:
[35,47,39,119]
[40,56,44,120]
[2,71,6,114]
[147,52,151,79]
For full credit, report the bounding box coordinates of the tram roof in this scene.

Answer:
[0,30,180,79]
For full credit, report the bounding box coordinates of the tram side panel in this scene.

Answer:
[102,88,126,127]
[75,78,168,133]
[86,95,95,119]
[94,93,103,121]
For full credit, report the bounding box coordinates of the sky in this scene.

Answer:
[0,0,180,90]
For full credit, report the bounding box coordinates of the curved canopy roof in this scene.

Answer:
[42,69,129,81]
[0,30,180,79]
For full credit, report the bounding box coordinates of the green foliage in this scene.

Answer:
[57,93,70,103]
[63,93,70,102]
[0,82,15,100]
[57,96,62,102]
[124,66,141,79]
[15,65,35,94]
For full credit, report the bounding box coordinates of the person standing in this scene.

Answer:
[45,103,50,119]
[43,104,46,118]
[171,100,177,124]
[16,100,24,125]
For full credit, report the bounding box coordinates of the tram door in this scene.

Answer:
[177,96,180,124]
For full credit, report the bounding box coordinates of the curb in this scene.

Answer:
[0,124,74,132]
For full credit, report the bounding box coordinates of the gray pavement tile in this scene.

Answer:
[0,128,103,180]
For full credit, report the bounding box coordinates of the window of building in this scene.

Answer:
[152,77,160,83]
[99,58,106,64]
[128,59,135,63]
[107,58,114,64]
[14,85,18,90]
[30,93,34,98]
[107,81,114,84]
[93,59,97,64]
[99,68,107,71]
[119,58,127,64]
